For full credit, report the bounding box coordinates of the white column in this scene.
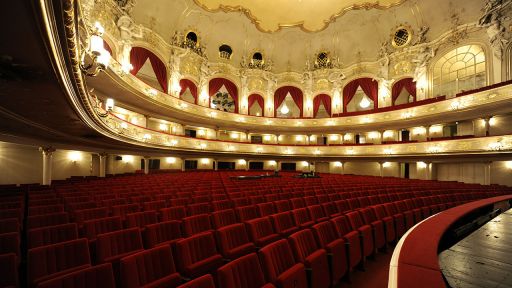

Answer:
[483,117,491,136]
[341,162,345,175]
[181,158,186,171]
[106,155,115,175]
[143,157,150,174]
[245,159,249,171]
[379,162,384,177]
[99,153,107,177]
[39,147,55,185]
[484,161,492,185]
[214,160,218,171]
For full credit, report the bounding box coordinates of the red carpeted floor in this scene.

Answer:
[337,249,393,288]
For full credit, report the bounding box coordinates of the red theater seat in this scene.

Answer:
[345,211,375,258]
[27,223,78,249]
[161,206,187,221]
[174,232,223,278]
[112,204,140,220]
[74,207,109,224]
[330,216,362,270]
[120,245,182,288]
[28,238,91,287]
[236,205,260,222]
[142,200,166,212]
[308,205,329,222]
[292,208,315,228]
[0,253,18,288]
[217,253,276,288]
[188,203,211,216]
[372,205,396,243]
[211,209,238,229]
[29,205,65,216]
[0,232,20,261]
[257,203,276,217]
[271,212,299,237]
[82,216,123,242]
[212,200,233,212]
[258,239,308,288]
[274,200,292,213]
[27,212,69,230]
[288,230,330,288]
[182,214,213,236]
[36,263,115,288]
[290,198,306,209]
[216,223,256,260]
[312,221,348,284]
[0,218,19,234]
[96,228,144,264]
[383,203,406,239]
[176,274,215,288]
[143,220,183,248]
[126,211,158,229]
[359,208,386,250]
[246,217,281,248]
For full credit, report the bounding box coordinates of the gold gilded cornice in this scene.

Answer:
[192,0,407,33]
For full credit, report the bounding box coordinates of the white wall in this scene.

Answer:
[436,163,486,184]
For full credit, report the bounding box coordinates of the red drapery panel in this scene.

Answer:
[208,78,239,113]
[313,94,332,117]
[179,79,198,104]
[129,47,168,93]
[103,41,113,56]
[248,94,264,114]
[343,77,378,113]
[274,86,303,117]
[392,78,417,105]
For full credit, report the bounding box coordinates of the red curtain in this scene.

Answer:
[248,94,264,114]
[343,77,378,112]
[180,79,198,104]
[103,41,113,56]
[392,78,416,105]
[208,78,239,113]
[313,94,332,117]
[129,47,168,93]
[274,86,303,117]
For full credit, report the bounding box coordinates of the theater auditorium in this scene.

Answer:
[1,0,512,287]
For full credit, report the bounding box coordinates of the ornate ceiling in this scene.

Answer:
[118,0,485,73]
[191,0,406,33]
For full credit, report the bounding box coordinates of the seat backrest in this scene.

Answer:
[217,223,251,255]
[0,253,18,288]
[334,200,350,214]
[236,205,260,222]
[144,220,182,248]
[161,206,186,221]
[274,200,291,213]
[346,211,365,230]
[29,204,64,216]
[308,205,327,221]
[372,205,389,219]
[288,229,320,262]
[292,208,312,226]
[258,239,296,283]
[330,216,353,236]
[359,207,378,224]
[188,203,211,216]
[212,200,233,212]
[175,232,219,272]
[321,202,339,217]
[126,211,158,228]
[384,203,399,215]
[304,196,319,206]
[36,263,115,288]
[217,253,267,288]
[246,217,276,241]
[312,221,338,247]
[96,228,143,263]
[120,245,178,288]
[211,209,238,229]
[183,214,212,236]
[176,274,215,288]
[0,232,20,258]
[142,200,166,212]
[0,218,19,234]
[257,203,276,216]
[271,212,296,233]
[27,223,78,249]
[82,216,123,241]
[28,238,91,286]
[290,198,306,209]
[27,212,69,229]
[74,207,109,223]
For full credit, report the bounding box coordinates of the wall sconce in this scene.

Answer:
[159,123,168,131]
[238,159,246,165]
[505,161,512,169]
[68,151,82,162]
[80,22,110,76]
[384,148,393,155]
[334,161,342,167]
[295,135,303,142]
[263,135,271,141]
[269,160,277,166]
[301,161,309,167]
[170,139,178,146]
[166,157,176,164]
[329,135,339,141]
[91,91,114,118]
[230,132,239,139]
[417,161,427,169]
[123,155,134,163]
[382,162,391,168]
[201,158,210,164]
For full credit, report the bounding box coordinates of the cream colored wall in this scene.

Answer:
[410,127,428,142]
[457,120,475,136]
[0,143,43,184]
[157,157,183,170]
[344,162,380,176]
[409,162,418,179]
[491,161,512,186]
[490,115,512,136]
[52,150,92,179]
[436,163,486,184]
[112,155,143,174]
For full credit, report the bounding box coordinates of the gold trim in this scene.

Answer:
[192,0,408,33]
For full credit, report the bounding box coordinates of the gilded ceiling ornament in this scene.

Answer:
[192,0,407,33]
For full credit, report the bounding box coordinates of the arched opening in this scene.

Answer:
[432,44,486,97]
[392,78,416,105]
[208,78,239,113]
[129,47,168,93]
[343,78,378,113]
[219,44,233,59]
[274,86,303,118]
[248,94,264,116]
[179,79,198,104]
[313,94,332,118]
[186,32,198,45]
